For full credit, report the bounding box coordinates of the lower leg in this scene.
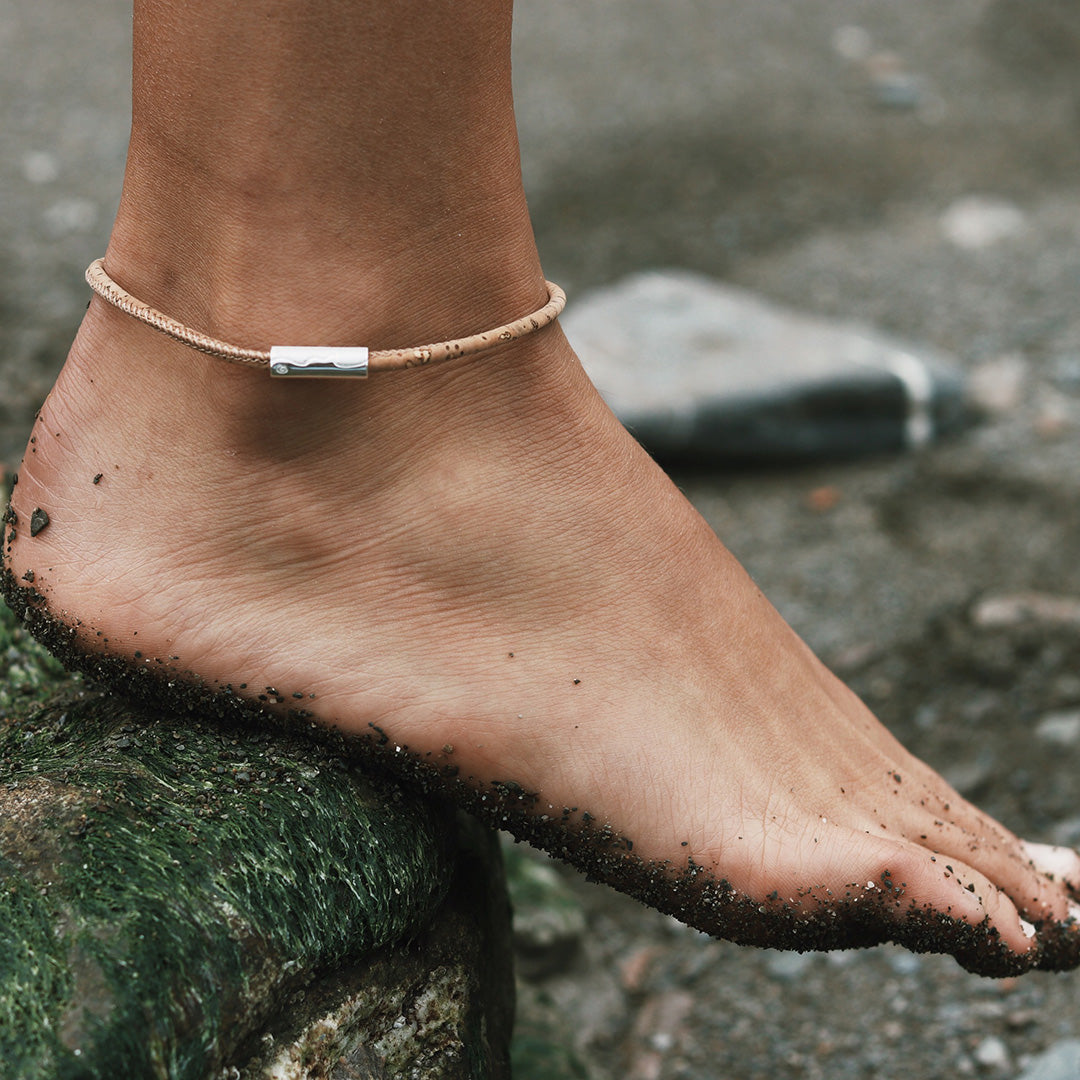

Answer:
[110,0,544,349]
[6,0,1080,974]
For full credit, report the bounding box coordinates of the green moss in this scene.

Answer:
[0,690,455,1078]
[0,866,71,1077]
[0,597,72,713]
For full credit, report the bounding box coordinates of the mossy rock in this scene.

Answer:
[0,596,70,711]
[0,601,513,1079]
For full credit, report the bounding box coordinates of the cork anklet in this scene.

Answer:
[85,258,566,378]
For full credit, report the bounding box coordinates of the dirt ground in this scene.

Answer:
[4,1,1080,1077]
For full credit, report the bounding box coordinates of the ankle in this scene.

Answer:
[62,274,592,483]
[104,165,547,360]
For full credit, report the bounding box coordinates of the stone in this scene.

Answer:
[28,508,49,538]
[971,593,1080,629]
[969,356,1028,415]
[973,1035,1010,1070]
[242,817,514,1080]
[564,271,965,464]
[0,599,513,1079]
[1016,1039,1080,1080]
[940,196,1028,251]
[1035,709,1080,746]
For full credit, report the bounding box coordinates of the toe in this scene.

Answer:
[860,753,1080,926]
[899,813,1072,926]
[753,826,1040,970]
[1021,841,1080,894]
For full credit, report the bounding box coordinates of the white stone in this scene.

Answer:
[1035,710,1080,746]
[940,196,1027,251]
[973,1035,1010,1070]
[971,593,1080,629]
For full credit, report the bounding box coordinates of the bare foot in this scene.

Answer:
[5,296,1080,976]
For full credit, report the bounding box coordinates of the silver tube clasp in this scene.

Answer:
[269,346,370,378]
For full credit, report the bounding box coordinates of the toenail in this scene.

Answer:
[1020,918,1037,940]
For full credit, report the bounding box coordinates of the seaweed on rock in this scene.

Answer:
[0,604,471,1079]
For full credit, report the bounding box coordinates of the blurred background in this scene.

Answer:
[4,1,1080,1077]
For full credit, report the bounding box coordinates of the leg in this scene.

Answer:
[5,0,1080,974]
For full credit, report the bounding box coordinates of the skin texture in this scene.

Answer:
[5,0,1080,975]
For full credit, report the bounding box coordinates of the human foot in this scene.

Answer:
[5,291,1080,976]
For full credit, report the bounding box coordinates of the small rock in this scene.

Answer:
[971,592,1080,629]
[21,150,59,185]
[832,24,873,62]
[1035,710,1080,746]
[1016,1039,1080,1080]
[29,508,49,537]
[1035,391,1072,439]
[941,196,1028,251]
[805,485,841,512]
[969,355,1028,414]
[1004,1009,1039,1032]
[829,642,878,674]
[973,1035,1010,1070]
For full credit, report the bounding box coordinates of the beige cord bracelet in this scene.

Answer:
[86,258,566,378]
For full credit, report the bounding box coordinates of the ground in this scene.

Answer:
[4,1,1080,1077]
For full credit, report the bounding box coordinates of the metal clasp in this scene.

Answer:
[269,346,369,378]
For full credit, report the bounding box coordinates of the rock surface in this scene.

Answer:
[0,604,513,1080]
[1016,1039,1080,1080]
[565,271,965,463]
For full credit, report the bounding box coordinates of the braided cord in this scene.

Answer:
[85,258,566,373]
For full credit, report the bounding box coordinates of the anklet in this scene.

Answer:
[85,258,566,378]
